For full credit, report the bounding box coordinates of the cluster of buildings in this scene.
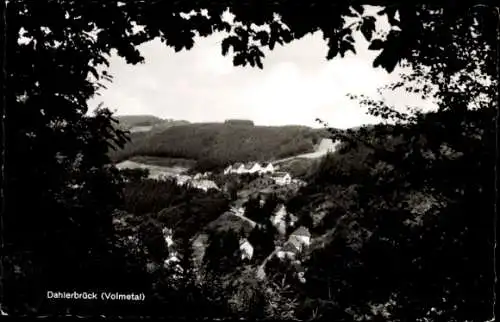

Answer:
[276,226,311,261]
[173,200,312,284]
[224,162,275,175]
[224,161,293,186]
[162,173,219,192]
[230,202,311,264]
[188,179,219,192]
[269,203,311,262]
[235,226,311,265]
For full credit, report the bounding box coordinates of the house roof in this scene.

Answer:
[274,203,286,213]
[281,242,299,253]
[291,226,311,237]
[240,239,253,249]
[261,162,272,167]
[288,236,302,249]
[233,162,244,168]
[192,180,219,190]
[244,162,260,169]
[200,179,217,185]
[273,172,290,178]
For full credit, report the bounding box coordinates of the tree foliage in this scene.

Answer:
[204,230,242,275]
[299,50,496,322]
[120,167,150,182]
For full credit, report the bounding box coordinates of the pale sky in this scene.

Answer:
[88,8,437,129]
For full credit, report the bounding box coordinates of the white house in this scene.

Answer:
[244,162,262,174]
[276,242,299,260]
[224,162,245,174]
[162,227,174,248]
[259,162,275,174]
[223,165,233,175]
[225,162,270,175]
[289,235,306,253]
[290,226,311,249]
[272,172,292,185]
[239,239,254,260]
[175,174,191,186]
[190,179,219,192]
[231,162,246,174]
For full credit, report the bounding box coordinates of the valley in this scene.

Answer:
[112,118,346,283]
[110,115,490,321]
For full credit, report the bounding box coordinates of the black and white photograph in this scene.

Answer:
[0,1,497,320]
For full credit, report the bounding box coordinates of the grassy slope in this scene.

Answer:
[110,122,329,169]
[127,155,197,169]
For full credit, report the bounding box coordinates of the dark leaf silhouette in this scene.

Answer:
[360,16,376,41]
[368,38,385,50]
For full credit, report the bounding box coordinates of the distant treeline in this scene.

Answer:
[115,115,164,128]
[114,115,191,133]
[109,122,330,171]
[224,119,254,126]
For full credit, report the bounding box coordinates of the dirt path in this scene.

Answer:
[273,138,340,165]
[229,206,257,228]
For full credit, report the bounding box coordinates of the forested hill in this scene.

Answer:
[114,115,190,132]
[115,115,165,128]
[109,121,330,170]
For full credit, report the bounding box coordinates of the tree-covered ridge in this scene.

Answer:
[109,122,328,169]
[115,115,165,128]
[114,115,192,133]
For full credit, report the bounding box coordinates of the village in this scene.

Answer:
[114,156,314,285]
[161,203,311,284]
[167,160,297,192]
[152,161,312,284]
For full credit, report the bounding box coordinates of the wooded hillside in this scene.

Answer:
[110,122,329,170]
